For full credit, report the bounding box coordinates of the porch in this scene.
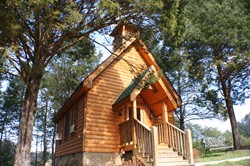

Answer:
[112,66,193,165]
[118,102,194,166]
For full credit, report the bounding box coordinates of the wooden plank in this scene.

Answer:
[84,126,118,133]
[85,137,119,144]
[85,109,113,116]
[86,117,114,124]
[87,114,114,121]
[86,120,116,126]
[84,131,119,138]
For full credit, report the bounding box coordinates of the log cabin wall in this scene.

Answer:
[84,44,149,153]
[54,42,176,157]
[157,111,175,125]
[55,95,85,157]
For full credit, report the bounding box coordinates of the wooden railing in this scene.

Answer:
[167,122,187,157]
[156,122,187,158]
[157,123,166,144]
[120,120,193,165]
[134,119,153,160]
[119,119,133,146]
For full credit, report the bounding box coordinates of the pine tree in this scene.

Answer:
[184,0,250,149]
[0,77,25,141]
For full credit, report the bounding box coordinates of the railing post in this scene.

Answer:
[132,100,137,148]
[185,130,194,164]
[162,102,168,144]
[152,126,158,166]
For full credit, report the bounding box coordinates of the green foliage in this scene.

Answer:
[0,77,25,139]
[0,139,16,166]
[184,0,250,106]
[186,123,230,149]
[182,0,250,149]
[187,122,250,151]
[43,38,101,110]
[238,113,250,138]
[155,46,222,130]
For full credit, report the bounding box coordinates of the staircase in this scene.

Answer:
[134,144,190,166]
[158,144,189,166]
[120,119,194,166]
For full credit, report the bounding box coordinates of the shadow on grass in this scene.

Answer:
[196,149,250,162]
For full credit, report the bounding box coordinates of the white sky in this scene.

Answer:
[191,100,250,132]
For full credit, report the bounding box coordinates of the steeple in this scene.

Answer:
[110,23,138,51]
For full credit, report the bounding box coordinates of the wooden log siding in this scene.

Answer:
[55,96,85,157]
[84,45,149,153]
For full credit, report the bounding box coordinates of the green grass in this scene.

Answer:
[205,159,250,166]
[196,149,250,162]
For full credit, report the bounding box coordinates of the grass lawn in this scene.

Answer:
[195,149,250,162]
[205,159,250,166]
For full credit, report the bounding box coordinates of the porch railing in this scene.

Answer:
[134,119,153,160]
[119,119,133,146]
[120,120,193,165]
[156,122,190,159]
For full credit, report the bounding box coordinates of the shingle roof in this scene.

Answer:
[113,66,152,105]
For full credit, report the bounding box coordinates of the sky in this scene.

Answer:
[191,100,250,132]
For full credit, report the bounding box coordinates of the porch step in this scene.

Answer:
[158,144,189,166]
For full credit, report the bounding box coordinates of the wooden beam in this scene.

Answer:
[133,99,137,119]
[162,102,168,123]
[162,102,168,144]
[130,88,141,102]
[152,126,159,166]
[185,130,194,164]
[158,78,177,109]
[148,98,167,108]
[132,100,137,148]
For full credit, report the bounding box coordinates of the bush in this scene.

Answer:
[0,139,16,166]
[240,135,250,149]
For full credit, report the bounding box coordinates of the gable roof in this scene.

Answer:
[53,26,181,123]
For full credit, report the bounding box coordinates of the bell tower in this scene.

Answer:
[110,23,138,52]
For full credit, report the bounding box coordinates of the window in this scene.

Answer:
[137,108,141,121]
[64,112,69,138]
[129,107,133,120]
[73,105,78,125]
[69,105,78,134]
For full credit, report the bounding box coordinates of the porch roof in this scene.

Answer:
[112,65,179,116]
[113,66,151,105]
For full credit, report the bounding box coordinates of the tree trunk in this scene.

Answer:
[225,95,241,149]
[14,74,42,166]
[52,124,56,166]
[36,130,38,166]
[179,107,185,131]
[43,100,48,166]
[216,58,240,150]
